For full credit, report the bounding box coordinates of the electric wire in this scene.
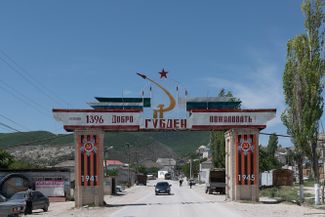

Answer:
[0,49,70,107]
[260,131,325,142]
[0,113,31,131]
[0,80,50,116]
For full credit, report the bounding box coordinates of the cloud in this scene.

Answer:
[201,63,285,127]
[123,89,133,96]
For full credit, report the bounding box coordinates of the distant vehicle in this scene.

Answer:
[164,173,172,180]
[135,174,147,185]
[115,186,126,195]
[146,174,155,180]
[155,182,171,195]
[0,200,25,217]
[9,190,49,212]
[158,170,168,179]
[205,168,225,194]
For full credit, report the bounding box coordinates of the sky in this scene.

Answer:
[0,0,324,147]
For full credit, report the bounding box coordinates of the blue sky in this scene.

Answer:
[0,1,323,147]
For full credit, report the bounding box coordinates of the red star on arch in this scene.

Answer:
[159,68,168,79]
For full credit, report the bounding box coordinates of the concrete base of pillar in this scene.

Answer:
[75,186,104,207]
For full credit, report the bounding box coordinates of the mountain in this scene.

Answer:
[1,131,210,167]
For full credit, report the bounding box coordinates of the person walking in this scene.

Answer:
[24,186,33,215]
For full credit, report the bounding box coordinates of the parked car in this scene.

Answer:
[115,186,126,195]
[155,182,171,195]
[0,200,25,217]
[205,168,225,194]
[0,194,7,203]
[8,190,49,212]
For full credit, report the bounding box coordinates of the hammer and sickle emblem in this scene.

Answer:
[137,72,176,118]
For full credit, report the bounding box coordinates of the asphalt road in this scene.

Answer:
[109,180,242,217]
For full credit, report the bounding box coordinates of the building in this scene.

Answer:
[0,168,71,201]
[198,159,214,184]
[156,158,176,171]
[196,145,211,159]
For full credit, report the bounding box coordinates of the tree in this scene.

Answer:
[210,89,240,168]
[301,0,324,205]
[210,131,225,168]
[259,145,281,172]
[282,0,324,204]
[282,34,309,202]
[0,149,14,168]
[267,133,278,157]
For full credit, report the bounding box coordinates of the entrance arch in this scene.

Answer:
[53,72,276,207]
[53,107,275,206]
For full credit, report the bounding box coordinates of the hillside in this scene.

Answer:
[1,131,210,167]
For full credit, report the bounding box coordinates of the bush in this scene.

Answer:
[260,186,300,202]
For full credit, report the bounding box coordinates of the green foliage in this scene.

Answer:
[107,168,118,176]
[146,166,159,175]
[217,88,241,108]
[0,131,73,147]
[286,148,295,166]
[282,0,324,185]
[260,186,300,203]
[182,160,200,179]
[267,133,278,157]
[8,160,39,169]
[134,165,147,174]
[210,131,225,168]
[259,146,281,172]
[0,149,14,168]
[209,89,240,168]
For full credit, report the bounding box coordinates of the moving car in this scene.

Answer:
[8,190,49,212]
[155,182,171,195]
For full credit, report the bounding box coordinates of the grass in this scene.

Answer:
[303,179,315,187]
[260,186,300,202]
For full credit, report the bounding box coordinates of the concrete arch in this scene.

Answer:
[0,173,34,198]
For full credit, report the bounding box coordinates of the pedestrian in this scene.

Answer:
[24,186,33,215]
[189,181,192,189]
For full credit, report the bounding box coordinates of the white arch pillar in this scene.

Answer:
[225,128,259,201]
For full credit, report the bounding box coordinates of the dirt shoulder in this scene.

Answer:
[25,185,151,217]
[192,184,325,217]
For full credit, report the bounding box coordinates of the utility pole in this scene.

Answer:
[190,159,192,179]
[127,143,131,187]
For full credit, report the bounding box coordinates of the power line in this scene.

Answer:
[260,131,325,142]
[8,133,72,147]
[0,49,70,107]
[0,80,50,116]
[0,121,21,133]
[0,120,40,141]
[0,113,31,132]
